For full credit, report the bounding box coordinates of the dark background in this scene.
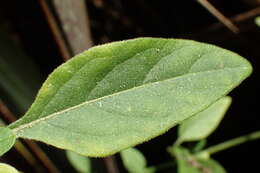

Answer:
[0,0,259,172]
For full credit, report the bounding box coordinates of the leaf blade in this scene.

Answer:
[177,97,232,144]
[121,148,154,173]
[14,68,249,156]
[9,38,170,129]
[10,38,252,157]
[0,163,19,173]
[0,127,16,156]
[66,150,91,173]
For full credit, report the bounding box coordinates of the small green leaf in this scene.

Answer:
[0,127,16,156]
[169,146,226,173]
[9,38,252,157]
[66,150,91,173]
[0,163,19,173]
[121,148,154,173]
[177,97,232,144]
[255,16,260,27]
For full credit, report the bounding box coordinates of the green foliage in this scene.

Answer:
[177,97,232,144]
[0,163,19,173]
[0,38,251,157]
[0,127,16,156]
[255,16,260,27]
[169,146,226,173]
[66,151,91,173]
[120,148,155,173]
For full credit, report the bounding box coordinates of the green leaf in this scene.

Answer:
[255,16,260,27]
[120,148,154,173]
[198,159,226,173]
[66,150,91,173]
[10,38,252,157]
[0,127,16,156]
[177,97,232,144]
[170,146,226,173]
[0,163,19,173]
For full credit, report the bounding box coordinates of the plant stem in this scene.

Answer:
[196,0,239,33]
[52,0,93,54]
[103,156,119,173]
[199,130,260,155]
[198,7,260,35]
[38,0,72,61]
[0,101,61,173]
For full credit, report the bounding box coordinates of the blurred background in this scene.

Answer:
[0,0,259,172]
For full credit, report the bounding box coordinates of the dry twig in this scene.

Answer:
[205,7,260,32]
[38,0,72,61]
[103,156,120,173]
[53,0,93,54]
[196,0,240,33]
[0,101,61,173]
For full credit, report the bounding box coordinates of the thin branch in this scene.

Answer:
[23,140,61,173]
[53,0,93,54]
[0,101,61,173]
[205,7,260,32]
[38,0,72,61]
[197,130,260,156]
[0,101,17,122]
[196,0,240,33]
[232,6,260,23]
[13,140,38,167]
[103,156,120,173]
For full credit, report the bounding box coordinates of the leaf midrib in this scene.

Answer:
[12,65,249,136]
[31,41,171,120]
[10,42,170,129]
